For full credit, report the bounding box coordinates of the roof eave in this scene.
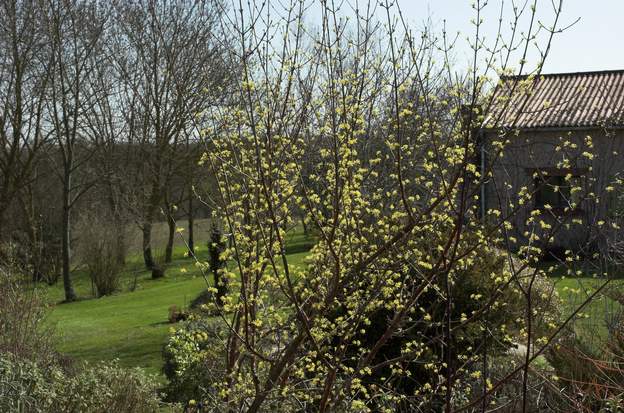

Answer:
[482,125,624,133]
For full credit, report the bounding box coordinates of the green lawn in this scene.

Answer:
[45,222,314,379]
[44,223,624,383]
[552,276,624,348]
[48,265,210,377]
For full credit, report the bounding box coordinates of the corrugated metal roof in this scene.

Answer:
[486,69,624,129]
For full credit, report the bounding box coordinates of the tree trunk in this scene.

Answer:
[28,226,43,283]
[0,201,7,237]
[107,182,126,266]
[116,229,126,266]
[142,222,154,269]
[61,172,76,302]
[187,193,195,256]
[165,210,175,263]
[143,170,163,279]
[25,198,43,283]
[143,179,160,271]
[301,214,308,235]
[143,207,165,279]
[17,190,41,282]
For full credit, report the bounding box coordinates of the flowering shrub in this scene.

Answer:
[184,1,620,411]
[0,355,160,412]
[320,245,561,410]
[162,319,226,403]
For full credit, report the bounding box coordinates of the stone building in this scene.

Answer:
[481,70,624,254]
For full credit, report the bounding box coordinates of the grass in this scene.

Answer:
[48,266,209,378]
[532,260,624,348]
[45,220,314,379]
[45,221,624,381]
[552,275,624,348]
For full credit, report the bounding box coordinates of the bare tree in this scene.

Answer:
[41,0,108,301]
[113,0,231,277]
[0,0,50,233]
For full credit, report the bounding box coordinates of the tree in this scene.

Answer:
[0,0,50,234]
[42,0,108,301]
[112,0,232,278]
[178,1,621,411]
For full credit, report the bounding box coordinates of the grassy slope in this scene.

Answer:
[48,266,209,377]
[46,222,623,378]
[46,223,313,378]
[49,253,310,378]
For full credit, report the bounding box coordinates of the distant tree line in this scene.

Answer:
[0,0,236,301]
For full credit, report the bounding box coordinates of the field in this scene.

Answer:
[44,225,624,381]
[45,220,313,379]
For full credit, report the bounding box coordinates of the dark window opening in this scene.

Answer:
[534,173,583,210]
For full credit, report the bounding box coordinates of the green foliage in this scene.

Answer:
[322,245,561,410]
[0,353,160,412]
[162,318,226,403]
[189,289,212,310]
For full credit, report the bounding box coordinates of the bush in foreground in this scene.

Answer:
[0,252,56,364]
[0,355,160,413]
[1,249,161,412]
[163,318,226,404]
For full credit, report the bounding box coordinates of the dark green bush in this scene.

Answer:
[208,226,227,306]
[189,289,212,310]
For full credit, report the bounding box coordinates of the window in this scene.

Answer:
[535,175,565,208]
[534,171,584,211]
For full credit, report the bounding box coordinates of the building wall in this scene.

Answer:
[483,128,624,252]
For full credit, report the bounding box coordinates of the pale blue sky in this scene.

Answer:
[394,0,624,74]
[300,0,624,75]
